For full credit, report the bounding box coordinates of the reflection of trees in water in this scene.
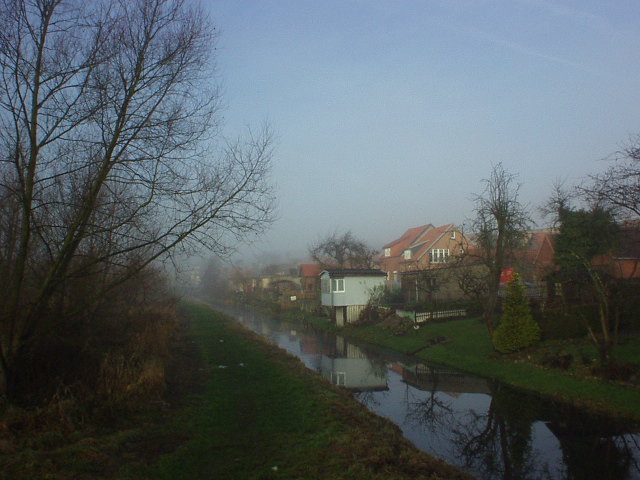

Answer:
[240,309,640,480]
[450,382,640,480]
[403,373,455,435]
[354,390,383,408]
[550,422,639,480]
[368,356,389,379]
[625,435,640,473]
[451,382,548,480]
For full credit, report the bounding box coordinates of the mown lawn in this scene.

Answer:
[337,316,640,421]
[1,301,472,480]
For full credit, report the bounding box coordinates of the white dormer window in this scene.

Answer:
[403,249,411,260]
[384,248,391,257]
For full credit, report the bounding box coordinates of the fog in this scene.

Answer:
[205,0,640,263]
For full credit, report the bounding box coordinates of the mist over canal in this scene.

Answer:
[214,304,640,480]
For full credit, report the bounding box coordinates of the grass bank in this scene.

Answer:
[1,301,472,480]
[284,310,640,422]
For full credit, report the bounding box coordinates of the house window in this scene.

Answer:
[332,371,346,386]
[420,276,436,288]
[384,248,391,257]
[450,231,456,239]
[429,248,450,263]
[403,249,411,260]
[331,278,345,292]
[554,282,562,296]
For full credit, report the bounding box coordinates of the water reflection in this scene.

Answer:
[450,383,547,480]
[320,338,388,391]
[218,305,640,480]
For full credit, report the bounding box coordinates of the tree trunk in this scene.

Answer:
[0,345,11,398]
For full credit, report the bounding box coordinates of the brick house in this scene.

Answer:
[299,263,322,295]
[378,224,434,288]
[399,224,471,304]
[379,223,472,304]
[593,221,640,280]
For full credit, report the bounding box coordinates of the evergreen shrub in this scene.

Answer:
[493,275,541,353]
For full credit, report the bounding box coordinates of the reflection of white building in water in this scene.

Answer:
[393,363,491,395]
[320,338,387,391]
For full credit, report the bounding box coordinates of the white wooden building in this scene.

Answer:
[320,269,387,326]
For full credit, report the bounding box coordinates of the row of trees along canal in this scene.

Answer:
[308,152,640,372]
[0,0,275,405]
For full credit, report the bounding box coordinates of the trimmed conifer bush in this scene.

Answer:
[493,274,541,353]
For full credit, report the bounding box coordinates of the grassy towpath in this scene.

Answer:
[1,301,472,480]
[334,315,640,421]
[126,301,471,480]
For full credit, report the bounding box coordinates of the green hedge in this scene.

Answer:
[537,307,594,340]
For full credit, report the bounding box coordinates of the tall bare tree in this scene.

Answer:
[309,230,377,270]
[579,135,640,220]
[467,163,530,334]
[0,0,275,396]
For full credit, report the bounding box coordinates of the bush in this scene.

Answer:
[591,361,640,383]
[379,314,415,336]
[380,288,404,308]
[615,280,640,331]
[536,308,589,340]
[540,353,574,370]
[10,266,178,418]
[493,275,541,353]
[536,302,620,341]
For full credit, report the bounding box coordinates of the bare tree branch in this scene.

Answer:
[0,0,275,396]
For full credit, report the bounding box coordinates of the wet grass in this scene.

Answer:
[128,301,471,480]
[2,301,472,480]
[337,316,640,421]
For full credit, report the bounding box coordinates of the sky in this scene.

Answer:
[202,0,640,265]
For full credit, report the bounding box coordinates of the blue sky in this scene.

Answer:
[204,0,640,263]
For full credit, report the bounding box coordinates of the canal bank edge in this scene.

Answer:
[271,307,640,423]
[176,301,474,480]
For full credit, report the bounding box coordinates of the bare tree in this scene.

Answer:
[579,136,640,219]
[309,230,377,269]
[467,163,530,334]
[0,0,275,396]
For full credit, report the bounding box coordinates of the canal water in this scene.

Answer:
[216,304,640,480]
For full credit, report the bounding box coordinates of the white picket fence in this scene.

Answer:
[397,309,467,324]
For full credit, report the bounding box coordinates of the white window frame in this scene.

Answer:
[384,247,391,257]
[403,249,411,260]
[450,231,456,239]
[331,278,345,292]
[430,248,450,263]
[332,371,346,386]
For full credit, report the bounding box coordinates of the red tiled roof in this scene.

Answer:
[321,269,387,277]
[299,263,322,277]
[382,224,433,256]
[408,224,454,261]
